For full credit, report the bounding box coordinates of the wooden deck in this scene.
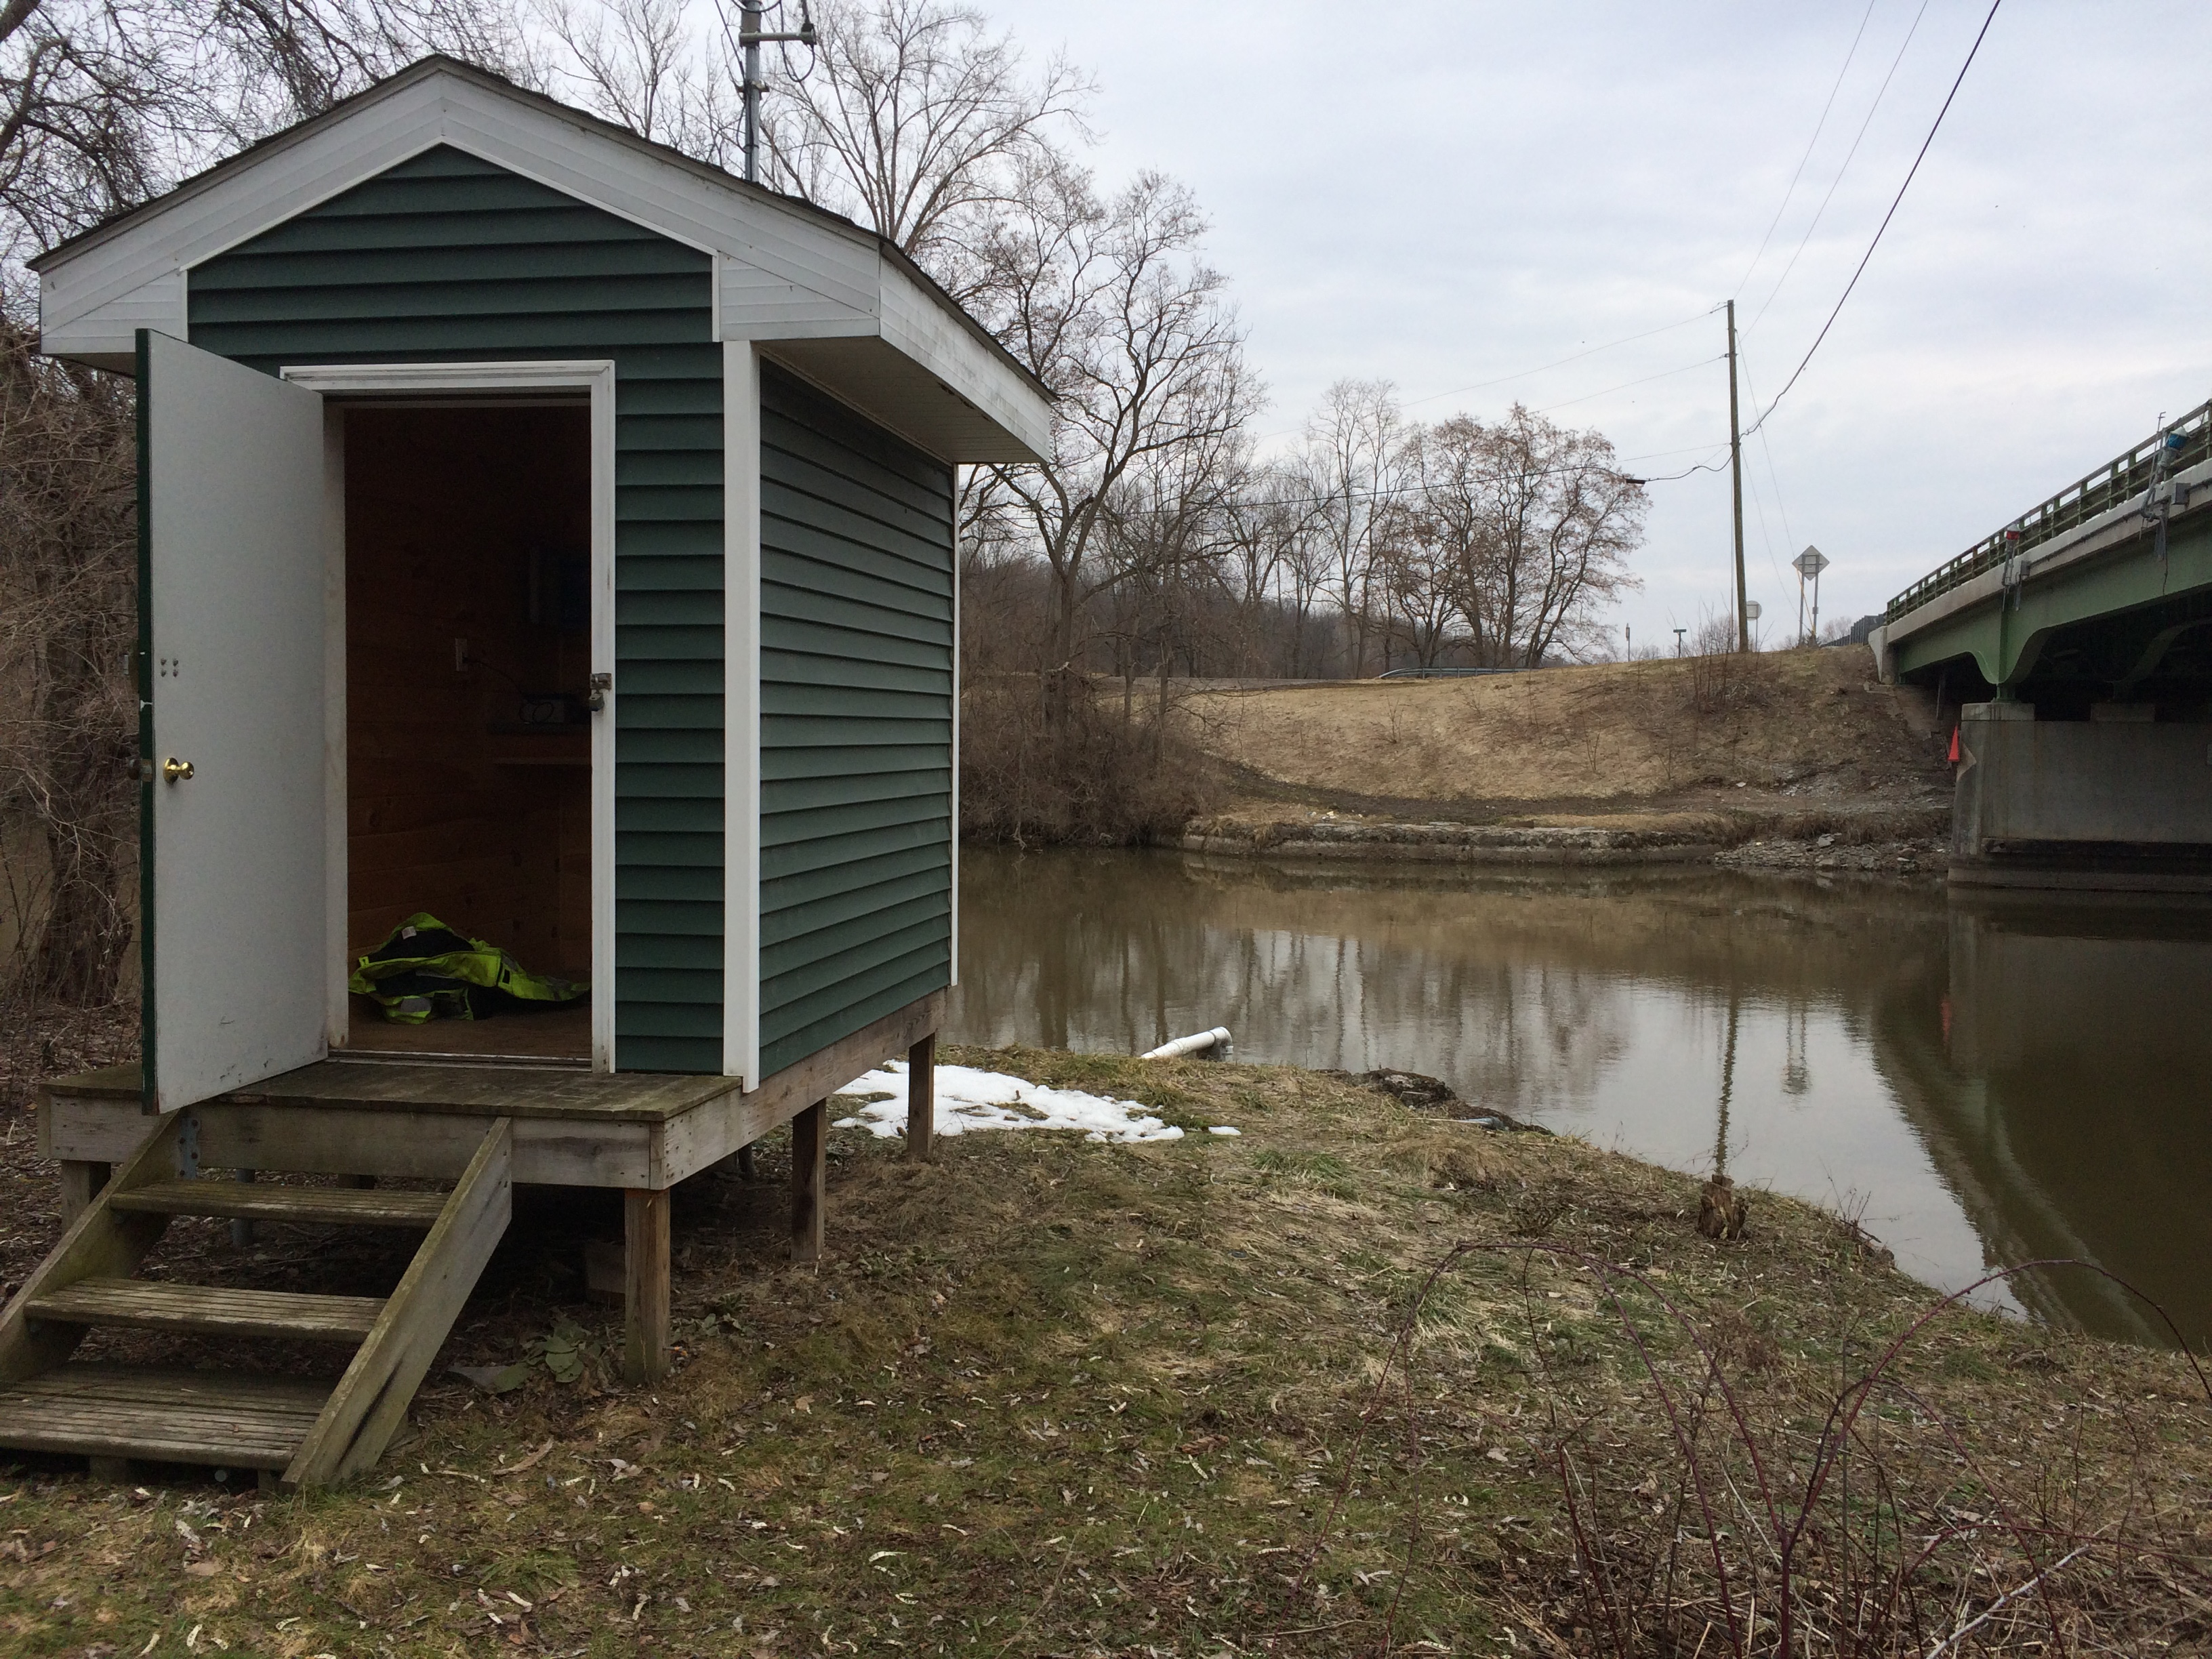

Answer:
[41,991,943,1191]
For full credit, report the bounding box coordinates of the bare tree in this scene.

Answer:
[0,1,533,1035]
[964,164,1258,710]
[754,0,1091,283]
[1370,497,1462,672]
[1304,377,1400,678]
[0,325,136,1020]
[531,0,731,155]
[1449,403,1646,667]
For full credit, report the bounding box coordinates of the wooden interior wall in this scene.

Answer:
[346,405,592,980]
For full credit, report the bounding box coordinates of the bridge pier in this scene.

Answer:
[1950,703,2212,890]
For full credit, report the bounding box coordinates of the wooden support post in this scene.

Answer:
[58,1161,109,1224]
[790,1100,826,1265]
[622,1187,671,1385]
[906,1033,936,1162]
[232,1169,258,1248]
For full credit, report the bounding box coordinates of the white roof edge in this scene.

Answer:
[33,56,1051,453]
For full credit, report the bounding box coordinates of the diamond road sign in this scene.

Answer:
[1793,546,1830,578]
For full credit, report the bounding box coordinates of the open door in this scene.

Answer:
[138,329,329,1112]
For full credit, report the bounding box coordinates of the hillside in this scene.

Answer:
[1179,647,1953,855]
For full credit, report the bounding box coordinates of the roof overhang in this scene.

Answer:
[30,56,1051,465]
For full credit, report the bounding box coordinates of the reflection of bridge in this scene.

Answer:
[1868,893,2212,1347]
[1872,401,2212,888]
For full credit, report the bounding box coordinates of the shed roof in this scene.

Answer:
[31,56,1051,464]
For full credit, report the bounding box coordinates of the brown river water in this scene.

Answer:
[947,846,2212,1349]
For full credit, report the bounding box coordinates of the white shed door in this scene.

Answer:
[140,329,328,1112]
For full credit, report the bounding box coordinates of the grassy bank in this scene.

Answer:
[2,1050,2207,1656]
[1182,651,1952,853]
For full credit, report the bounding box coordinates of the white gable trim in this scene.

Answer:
[40,75,874,342]
[37,62,1051,461]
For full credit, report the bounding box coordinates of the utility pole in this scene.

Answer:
[1726,299,1748,653]
[739,1,818,186]
[1673,627,1687,657]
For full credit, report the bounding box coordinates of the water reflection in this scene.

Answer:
[950,848,2212,1347]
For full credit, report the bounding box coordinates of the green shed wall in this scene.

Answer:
[758,365,954,1078]
[188,144,724,1073]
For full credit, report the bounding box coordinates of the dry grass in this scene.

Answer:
[1183,651,1946,812]
[0,1048,2205,1656]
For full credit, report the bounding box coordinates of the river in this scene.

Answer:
[947,847,2212,1349]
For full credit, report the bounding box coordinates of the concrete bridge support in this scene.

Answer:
[1951,703,2212,889]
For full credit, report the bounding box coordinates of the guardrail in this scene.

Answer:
[1885,396,2212,623]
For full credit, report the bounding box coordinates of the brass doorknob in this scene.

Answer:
[162,757,194,782]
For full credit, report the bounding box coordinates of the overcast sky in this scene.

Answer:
[977,0,2212,653]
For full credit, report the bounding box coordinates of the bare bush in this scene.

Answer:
[0,325,137,1048]
[958,672,1214,846]
[1324,1243,2212,1658]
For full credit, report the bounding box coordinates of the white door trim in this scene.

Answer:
[722,342,763,1088]
[282,358,619,1073]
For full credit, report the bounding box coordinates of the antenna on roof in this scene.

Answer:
[738,1,819,186]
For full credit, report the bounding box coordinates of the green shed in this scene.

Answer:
[1,58,1049,1486]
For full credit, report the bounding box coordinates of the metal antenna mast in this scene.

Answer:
[739,1,818,185]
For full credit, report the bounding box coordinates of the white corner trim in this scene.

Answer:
[724,342,764,1088]
[949,474,961,991]
[281,357,619,1073]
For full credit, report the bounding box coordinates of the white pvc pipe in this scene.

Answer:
[1140,1027,1232,1061]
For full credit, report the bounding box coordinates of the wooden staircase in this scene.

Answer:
[0,1110,511,1489]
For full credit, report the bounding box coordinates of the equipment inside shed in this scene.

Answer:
[342,402,593,1061]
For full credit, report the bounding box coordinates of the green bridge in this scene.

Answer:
[1875,396,2212,702]
[1870,397,2212,890]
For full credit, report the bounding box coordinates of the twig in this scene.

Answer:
[1924,1540,2095,1659]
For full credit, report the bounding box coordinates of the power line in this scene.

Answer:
[1397,311,1714,410]
[1530,355,1725,416]
[1734,0,1881,300]
[1745,0,2003,439]
[1746,0,1934,335]
[1251,310,1715,441]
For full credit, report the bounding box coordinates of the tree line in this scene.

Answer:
[0,0,1651,1020]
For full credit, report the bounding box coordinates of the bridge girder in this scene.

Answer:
[1891,510,2212,693]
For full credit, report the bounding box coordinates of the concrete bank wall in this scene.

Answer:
[1180,825,1722,866]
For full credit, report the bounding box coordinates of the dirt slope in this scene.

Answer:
[1182,648,1949,836]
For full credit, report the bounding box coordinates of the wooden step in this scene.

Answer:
[0,1363,330,1471]
[112,1181,446,1229]
[26,1278,385,1343]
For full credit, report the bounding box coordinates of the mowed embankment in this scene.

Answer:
[1179,647,1953,867]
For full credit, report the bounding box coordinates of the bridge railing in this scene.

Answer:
[1885,396,2212,623]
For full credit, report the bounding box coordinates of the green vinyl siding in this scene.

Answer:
[758,364,953,1077]
[188,145,723,1073]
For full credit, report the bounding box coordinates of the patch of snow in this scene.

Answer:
[831,1060,1189,1144]
[1207,1126,1242,1136]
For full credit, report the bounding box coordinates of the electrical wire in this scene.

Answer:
[1252,310,1717,441]
[1531,354,1725,417]
[1745,0,2003,439]
[1746,0,1933,335]
[1398,311,1715,411]
[1734,0,1881,301]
